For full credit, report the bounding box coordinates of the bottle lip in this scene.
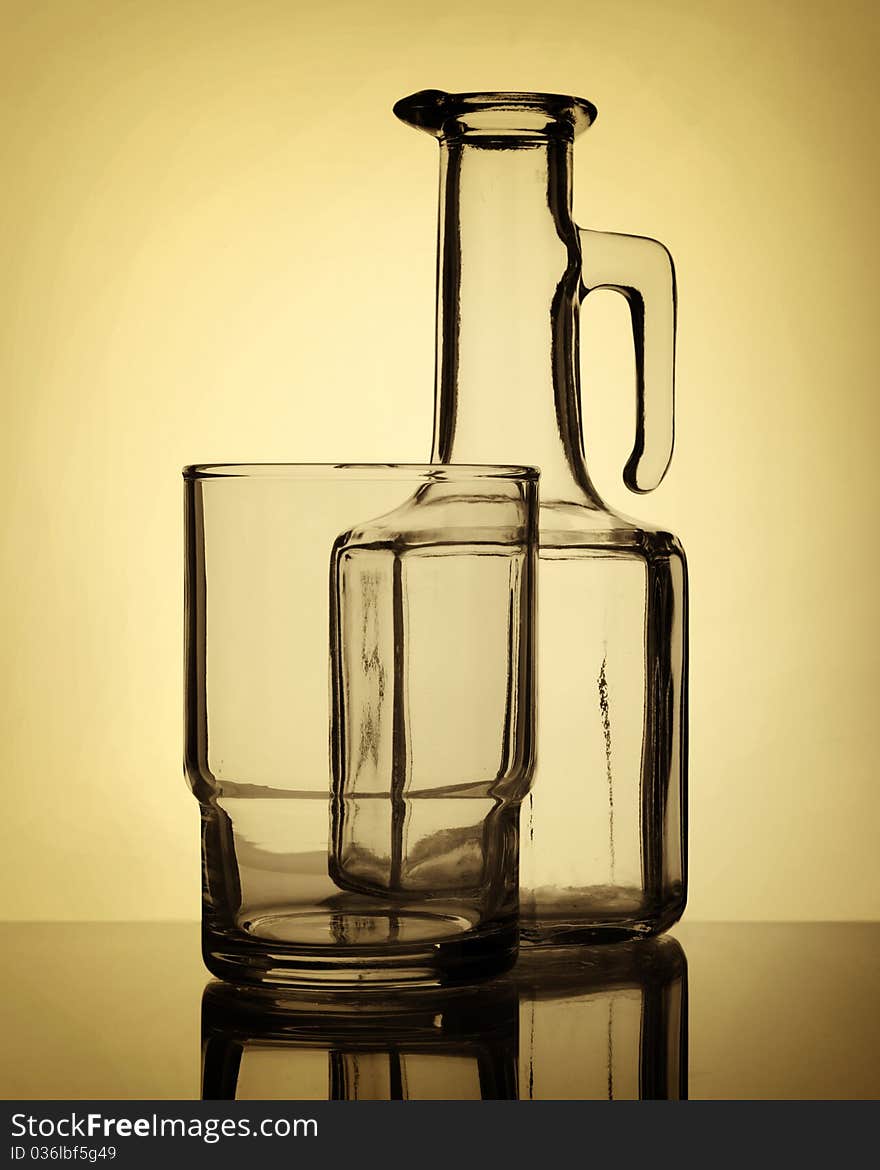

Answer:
[394,89,597,140]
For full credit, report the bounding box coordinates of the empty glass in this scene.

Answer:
[184,464,538,987]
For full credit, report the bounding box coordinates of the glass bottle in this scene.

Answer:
[395,89,687,944]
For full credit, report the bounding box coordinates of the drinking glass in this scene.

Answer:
[184,464,538,987]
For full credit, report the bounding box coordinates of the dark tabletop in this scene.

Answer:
[2,922,878,1100]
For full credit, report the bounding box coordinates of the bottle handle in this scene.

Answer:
[578,228,677,493]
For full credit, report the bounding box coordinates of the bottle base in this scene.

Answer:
[519,887,686,947]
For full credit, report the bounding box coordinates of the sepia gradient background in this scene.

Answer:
[1,0,877,924]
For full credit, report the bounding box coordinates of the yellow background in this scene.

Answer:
[1,0,877,922]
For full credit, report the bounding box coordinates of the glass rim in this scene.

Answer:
[183,462,540,482]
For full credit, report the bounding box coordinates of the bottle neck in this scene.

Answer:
[432,136,600,506]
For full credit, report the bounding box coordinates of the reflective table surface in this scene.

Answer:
[2,923,878,1100]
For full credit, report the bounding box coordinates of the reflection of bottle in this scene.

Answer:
[395,89,687,943]
[201,980,518,1101]
[328,478,537,973]
[509,937,688,1100]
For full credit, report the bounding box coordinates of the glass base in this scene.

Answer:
[202,912,518,989]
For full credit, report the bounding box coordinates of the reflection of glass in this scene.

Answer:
[510,937,687,1100]
[185,464,538,988]
[395,89,687,943]
[201,981,518,1100]
[201,938,686,1100]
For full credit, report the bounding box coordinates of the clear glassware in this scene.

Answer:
[395,89,687,944]
[201,981,518,1100]
[184,463,538,987]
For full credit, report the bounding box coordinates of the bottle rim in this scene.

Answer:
[394,89,597,140]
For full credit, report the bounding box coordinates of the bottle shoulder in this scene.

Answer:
[539,500,685,558]
[334,485,534,553]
